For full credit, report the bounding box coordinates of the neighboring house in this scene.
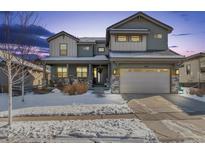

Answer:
[43,12,184,94]
[0,51,50,93]
[179,52,205,88]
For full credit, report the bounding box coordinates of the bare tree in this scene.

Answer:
[0,11,40,125]
[16,12,39,102]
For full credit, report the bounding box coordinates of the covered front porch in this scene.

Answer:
[42,56,110,89]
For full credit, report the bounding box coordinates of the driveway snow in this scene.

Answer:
[0,119,158,143]
[0,90,126,112]
[179,87,205,103]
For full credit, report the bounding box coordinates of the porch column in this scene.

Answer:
[107,63,110,88]
[42,62,47,87]
[88,64,93,88]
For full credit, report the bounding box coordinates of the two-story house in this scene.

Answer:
[43,12,184,94]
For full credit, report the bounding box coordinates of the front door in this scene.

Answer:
[93,66,103,85]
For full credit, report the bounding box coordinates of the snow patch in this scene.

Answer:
[0,104,133,117]
[0,91,126,112]
[0,119,158,143]
[179,87,205,103]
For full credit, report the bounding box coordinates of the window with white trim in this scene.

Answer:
[154,33,162,39]
[98,47,105,52]
[60,44,67,56]
[57,66,68,78]
[130,35,142,42]
[76,67,87,78]
[116,35,128,42]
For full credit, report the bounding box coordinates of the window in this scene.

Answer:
[186,64,191,75]
[57,66,68,78]
[98,47,105,52]
[154,33,162,39]
[76,67,87,78]
[60,44,67,56]
[82,46,90,51]
[130,35,142,42]
[116,35,128,42]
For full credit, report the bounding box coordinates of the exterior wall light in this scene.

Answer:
[175,69,179,75]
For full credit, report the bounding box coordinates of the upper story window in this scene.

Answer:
[76,66,87,78]
[57,66,68,78]
[154,33,162,39]
[82,46,90,51]
[98,47,105,52]
[116,35,128,42]
[60,43,67,56]
[186,64,191,75]
[130,35,142,42]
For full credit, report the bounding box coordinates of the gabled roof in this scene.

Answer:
[47,31,79,42]
[79,37,106,43]
[109,49,184,62]
[107,12,173,32]
[186,52,205,60]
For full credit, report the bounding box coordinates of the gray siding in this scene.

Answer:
[77,44,94,57]
[49,35,77,57]
[112,17,169,51]
[110,35,147,51]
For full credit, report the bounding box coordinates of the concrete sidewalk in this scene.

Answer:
[128,95,205,142]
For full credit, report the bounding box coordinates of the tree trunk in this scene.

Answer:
[7,63,13,125]
[21,69,24,102]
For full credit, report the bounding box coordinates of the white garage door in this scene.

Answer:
[120,68,170,93]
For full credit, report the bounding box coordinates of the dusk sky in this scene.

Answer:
[1,11,205,56]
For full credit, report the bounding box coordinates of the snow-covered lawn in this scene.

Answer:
[0,104,132,117]
[179,87,205,103]
[0,119,158,143]
[0,90,131,117]
[0,90,126,112]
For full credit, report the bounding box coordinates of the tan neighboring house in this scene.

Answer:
[0,51,50,93]
[179,52,205,88]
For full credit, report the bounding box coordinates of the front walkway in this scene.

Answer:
[127,95,205,142]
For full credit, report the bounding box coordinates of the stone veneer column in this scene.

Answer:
[171,67,179,94]
[111,63,120,94]
[88,64,93,88]
[42,62,47,87]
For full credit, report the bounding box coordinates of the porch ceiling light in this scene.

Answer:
[113,69,117,75]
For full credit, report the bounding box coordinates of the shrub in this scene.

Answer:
[63,82,88,95]
[63,84,76,95]
[189,88,205,97]
[33,87,51,94]
[74,82,88,94]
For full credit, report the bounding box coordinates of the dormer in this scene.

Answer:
[47,31,79,57]
[106,12,173,51]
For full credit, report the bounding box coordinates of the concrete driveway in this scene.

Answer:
[124,94,205,142]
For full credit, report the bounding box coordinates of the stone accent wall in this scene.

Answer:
[171,75,179,94]
[111,75,120,94]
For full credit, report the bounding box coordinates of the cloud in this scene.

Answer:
[0,24,54,48]
[169,45,178,48]
[172,33,192,37]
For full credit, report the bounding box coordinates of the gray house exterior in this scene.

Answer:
[43,12,184,94]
